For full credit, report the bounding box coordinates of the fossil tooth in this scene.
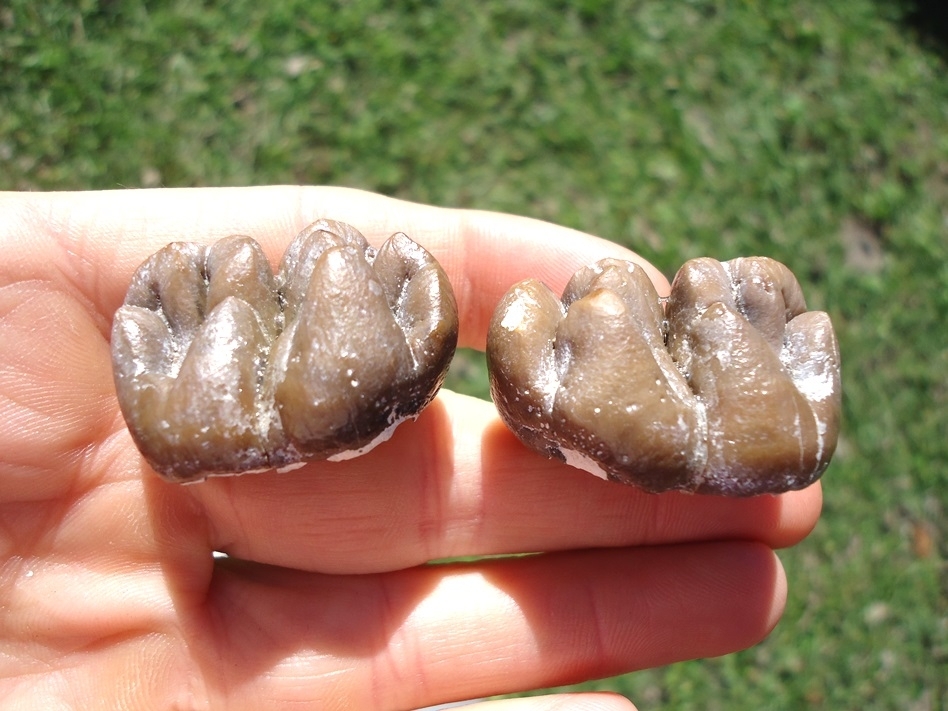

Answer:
[111,220,458,482]
[487,256,841,496]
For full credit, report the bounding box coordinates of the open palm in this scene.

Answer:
[0,187,820,710]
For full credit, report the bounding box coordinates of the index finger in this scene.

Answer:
[2,186,669,349]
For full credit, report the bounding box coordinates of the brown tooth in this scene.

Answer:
[112,222,457,481]
[110,305,176,462]
[552,274,702,492]
[680,300,822,495]
[724,257,807,352]
[161,297,270,481]
[372,230,423,311]
[275,245,414,458]
[666,256,840,495]
[111,305,176,380]
[563,259,667,351]
[487,279,563,456]
[486,255,842,496]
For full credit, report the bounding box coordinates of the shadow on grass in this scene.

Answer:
[901,0,948,60]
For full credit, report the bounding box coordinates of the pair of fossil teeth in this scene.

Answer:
[111,220,841,495]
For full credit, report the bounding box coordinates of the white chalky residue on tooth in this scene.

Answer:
[812,414,826,470]
[561,447,610,480]
[501,297,529,330]
[326,416,406,462]
[691,398,710,480]
[275,461,307,473]
[781,324,837,403]
[791,357,836,402]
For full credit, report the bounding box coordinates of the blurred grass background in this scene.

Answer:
[2,1,945,708]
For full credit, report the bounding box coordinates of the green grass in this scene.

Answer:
[2,1,946,708]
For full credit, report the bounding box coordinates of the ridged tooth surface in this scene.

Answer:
[487,256,842,496]
[552,284,701,493]
[111,221,458,482]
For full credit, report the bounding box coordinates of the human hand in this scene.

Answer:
[0,187,821,710]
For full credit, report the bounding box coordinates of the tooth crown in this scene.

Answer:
[487,257,841,496]
[111,220,458,482]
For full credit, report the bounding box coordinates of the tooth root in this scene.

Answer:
[275,245,414,456]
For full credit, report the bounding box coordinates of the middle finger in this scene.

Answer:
[174,391,822,573]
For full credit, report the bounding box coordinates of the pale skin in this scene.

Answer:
[0,187,822,710]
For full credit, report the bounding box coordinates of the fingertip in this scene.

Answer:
[701,542,787,652]
[772,481,823,549]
